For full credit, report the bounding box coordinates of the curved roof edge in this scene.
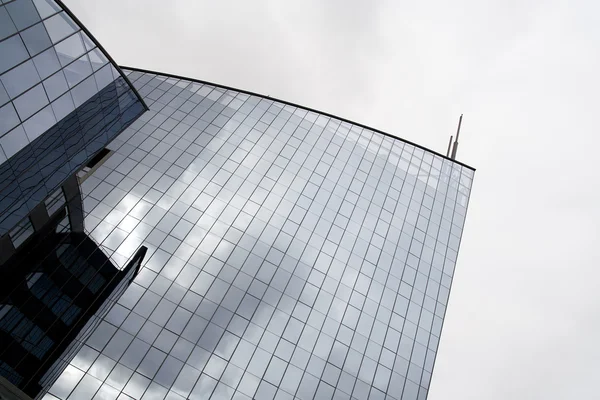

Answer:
[55,0,149,112]
[121,65,475,172]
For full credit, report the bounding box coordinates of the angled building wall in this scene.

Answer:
[0,2,148,397]
[0,3,475,399]
[0,0,146,236]
[42,69,473,400]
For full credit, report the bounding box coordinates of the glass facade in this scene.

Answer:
[0,0,145,235]
[0,201,145,398]
[0,0,130,159]
[38,69,473,400]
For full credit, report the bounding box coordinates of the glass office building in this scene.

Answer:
[0,2,474,400]
[0,0,145,238]
[40,70,474,400]
[0,0,146,398]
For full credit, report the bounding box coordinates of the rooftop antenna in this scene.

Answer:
[446,135,453,157]
[450,114,463,160]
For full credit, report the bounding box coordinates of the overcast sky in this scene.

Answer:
[65,1,600,398]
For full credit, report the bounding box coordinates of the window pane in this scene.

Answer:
[6,0,41,30]
[1,60,41,98]
[55,32,85,67]
[43,69,68,101]
[50,90,74,121]
[32,0,61,19]
[88,48,108,71]
[0,125,28,159]
[0,81,9,106]
[0,6,18,41]
[93,63,114,91]
[23,103,55,141]
[71,74,97,107]
[64,53,92,88]
[44,11,78,44]
[0,103,20,136]
[20,21,52,56]
[32,46,61,79]
[13,82,48,120]
[0,35,29,74]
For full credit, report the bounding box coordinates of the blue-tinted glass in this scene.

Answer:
[22,103,55,140]
[0,35,29,74]
[43,11,78,44]
[81,32,95,52]
[0,6,18,40]
[0,124,27,158]
[32,46,60,79]
[0,72,145,229]
[5,0,40,30]
[1,59,41,97]
[0,102,20,136]
[93,63,114,91]
[63,53,92,88]
[12,82,48,120]
[108,64,119,81]
[43,69,68,101]
[0,81,9,106]
[71,71,97,107]
[32,0,60,19]
[19,21,52,56]
[88,47,108,71]
[54,31,85,67]
[50,89,74,120]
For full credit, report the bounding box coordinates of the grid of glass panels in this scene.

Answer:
[0,196,143,397]
[0,0,121,163]
[45,69,473,400]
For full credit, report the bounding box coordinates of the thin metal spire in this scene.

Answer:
[446,135,453,157]
[450,114,463,159]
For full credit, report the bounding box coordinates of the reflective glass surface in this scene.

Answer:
[46,70,474,400]
[0,76,145,235]
[0,0,125,166]
[0,205,145,398]
[0,0,146,236]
